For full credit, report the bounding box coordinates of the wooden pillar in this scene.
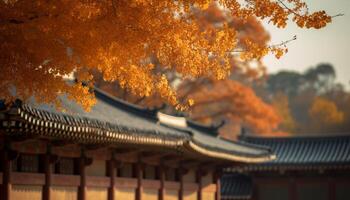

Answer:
[251,177,259,200]
[328,177,336,200]
[136,159,144,200]
[1,149,12,200]
[213,170,221,200]
[43,146,53,200]
[196,170,203,200]
[78,151,87,200]
[177,167,184,200]
[107,159,116,200]
[158,165,165,200]
[289,177,297,200]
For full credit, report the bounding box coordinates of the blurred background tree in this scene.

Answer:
[261,63,350,135]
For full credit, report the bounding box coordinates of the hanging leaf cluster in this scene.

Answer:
[0,0,331,109]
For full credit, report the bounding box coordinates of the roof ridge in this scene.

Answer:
[186,119,224,136]
[221,137,273,153]
[93,87,158,120]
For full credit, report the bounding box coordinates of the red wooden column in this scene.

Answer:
[1,149,12,200]
[107,159,116,200]
[177,167,184,200]
[196,169,203,200]
[289,177,297,200]
[328,177,336,200]
[77,150,88,200]
[214,170,221,200]
[136,158,144,200]
[43,146,54,200]
[251,177,259,200]
[158,165,166,200]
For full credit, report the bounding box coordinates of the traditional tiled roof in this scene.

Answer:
[229,135,350,171]
[221,174,252,200]
[0,87,274,163]
[186,119,224,137]
[221,135,350,199]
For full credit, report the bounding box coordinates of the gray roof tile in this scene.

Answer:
[240,135,350,166]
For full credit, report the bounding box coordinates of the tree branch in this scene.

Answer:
[0,13,58,25]
[276,0,344,19]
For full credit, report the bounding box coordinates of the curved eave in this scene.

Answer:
[1,105,275,163]
[184,141,276,163]
[1,106,185,149]
[227,162,350,172]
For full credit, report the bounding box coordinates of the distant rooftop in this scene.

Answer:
[228,134,350,171]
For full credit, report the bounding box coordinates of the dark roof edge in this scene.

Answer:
[190,139,273,159]
[93,87,158,121]
[158,116,274,160]
[220,136,273,153]
[186,119,224,136]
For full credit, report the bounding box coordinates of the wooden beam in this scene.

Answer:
[114,148,140,155]
[141,152,169,162]
[9,135,35,142]
[162,155,187,167]
[85,144,106,151]
[51,140,70,147]
[162,154,183,161]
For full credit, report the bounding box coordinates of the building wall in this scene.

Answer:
[51,186,77,200]
[165,189,179,200]
[86,160,106,177]
[86,187,108,200]
[0,149,218,200]
[11,185,42,200]
[252,176,350,200]
[115,188,135,200]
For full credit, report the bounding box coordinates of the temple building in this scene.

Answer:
[0,87,274,200]
[221,135,350,200]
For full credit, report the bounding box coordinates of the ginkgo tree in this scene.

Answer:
[0,0,333,110]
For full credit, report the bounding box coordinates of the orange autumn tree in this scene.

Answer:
[176,4,282,137]
[271,93,296,133]
[94,4,271,105]
[93,4,281,137]
[0,0,333,110]
[178,79,281,137]
[308,97,344,133]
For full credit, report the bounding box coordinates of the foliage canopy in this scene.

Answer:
[0,0,332,109]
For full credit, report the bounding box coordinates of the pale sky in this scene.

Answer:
[262,0,350,89]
